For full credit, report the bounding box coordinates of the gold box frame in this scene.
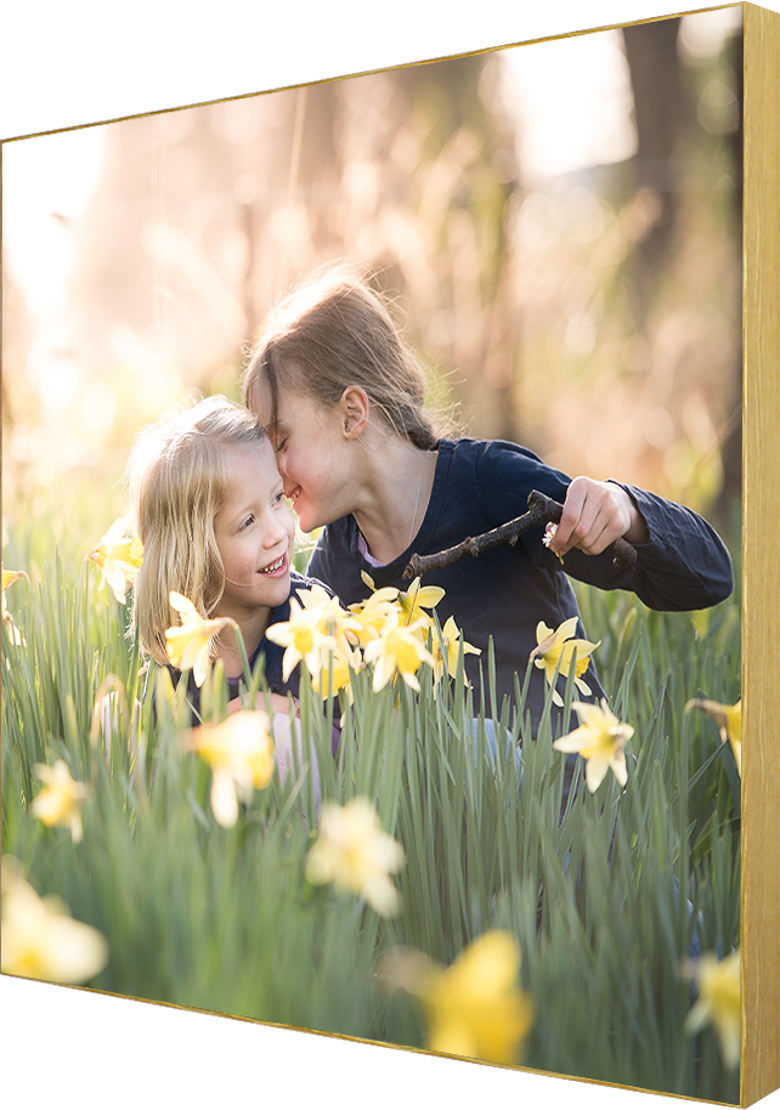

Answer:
[1,4,778,1108]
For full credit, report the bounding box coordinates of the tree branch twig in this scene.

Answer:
[402,490,638,580]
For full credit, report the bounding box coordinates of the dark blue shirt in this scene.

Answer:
[307,438,733,727]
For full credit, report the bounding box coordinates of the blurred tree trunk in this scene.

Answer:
[377,56,523,442]
[621,19,684,320]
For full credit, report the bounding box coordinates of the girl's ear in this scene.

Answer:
[339,386,370,439]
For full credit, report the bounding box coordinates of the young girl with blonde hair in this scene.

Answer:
[127,395,331,793]
[242,266,733,728]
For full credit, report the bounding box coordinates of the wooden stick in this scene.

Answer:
[402,490,638,580]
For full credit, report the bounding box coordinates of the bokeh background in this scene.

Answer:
[2,7,742,545]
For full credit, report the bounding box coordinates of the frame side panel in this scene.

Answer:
[741,3,780,1105]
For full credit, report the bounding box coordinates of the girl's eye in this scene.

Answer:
[273,491,286,506]
[242,514,255,530]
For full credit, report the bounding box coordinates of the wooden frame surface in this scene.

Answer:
[741,4,780,1105]
[1,5,779,1108]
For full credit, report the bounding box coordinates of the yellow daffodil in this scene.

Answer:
[363,608,435,692]
[531,617,600,707]
[396,576,446,626]
[352,572,445,642]
[379,931,533,1065]
[684,949,741,1069]
[305,796,405,915]
[1,857,109,983]
[2,568,28,595]
[266,601,336,680]
[165,591,237,688]
[296,584,361,651]
[309,648,357,701]
[267,586,362,699]
[686,697,741,777]
[31,760,90,842]
[553,699,634,792]
[348,590,400,647]
[432,615,481,686]
[185,710,274,827]
[423,932,534,1064]
[87,517,144,604]
[2,567,28,645]
[266,586,360,683]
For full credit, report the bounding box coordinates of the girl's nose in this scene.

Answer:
[263,506,290,547]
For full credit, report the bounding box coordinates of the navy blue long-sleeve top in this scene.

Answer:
[307,438,733,727]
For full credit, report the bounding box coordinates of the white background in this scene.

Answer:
[2,3,779,1109]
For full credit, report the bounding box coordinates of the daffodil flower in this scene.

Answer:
[308,648,357,702]
[267,585,362,700]
[295,585,362,656]
[396,576,446,626]
[87,517,144,604]
[305,797,405,916]
[354,572,445,640]
[1,857,109,983]
[2,568,28,595]
[553,699,634,792]
[363,608,435,692]
[531,617,600,707]
[423,931,534,1064]
[379,931,533,1065]
[686,697,741,777]
[185,710,274,827]
[684,949,741,1069]
[31,760,90,842]
[165,591,237,688]
[1,567,28,645]
[266,602,336,680]
[348,590,399,647]
[266,586,359,683]
[432,615,481,686]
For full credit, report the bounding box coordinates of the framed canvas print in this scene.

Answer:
[1,3,778,1108]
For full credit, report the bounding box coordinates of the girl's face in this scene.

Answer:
[213,439,295,618]
[251,380,354,534]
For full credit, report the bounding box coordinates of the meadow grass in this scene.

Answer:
[1,512,741,1102]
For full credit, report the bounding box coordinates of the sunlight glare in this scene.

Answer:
[499,30,635,182]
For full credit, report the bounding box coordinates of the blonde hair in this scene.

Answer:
[127,395,268,665]
[242,266,442,450]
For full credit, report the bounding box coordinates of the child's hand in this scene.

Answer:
[546,477,649,559]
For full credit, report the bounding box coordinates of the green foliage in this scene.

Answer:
[2,520,740,1103]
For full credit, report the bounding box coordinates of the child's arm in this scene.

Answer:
[543,476,733,612]
[546,476,649,558]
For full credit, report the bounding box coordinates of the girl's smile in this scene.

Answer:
[258,553,288,576]
[213,439,295,618]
